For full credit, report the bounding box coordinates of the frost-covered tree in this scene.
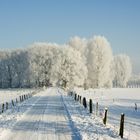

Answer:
[68,36,87,61]
[127,74,140,88]
[113,54,132,87]
[10,50,30,88]
[0,36,133,89]
[0,49,30,88]
[52,47,87,89]
[28,43,60,87]
[86,36,113,88]
[0,51,15,88]
[0,51,9,88]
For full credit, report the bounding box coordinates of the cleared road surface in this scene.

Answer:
[0,88,81,140]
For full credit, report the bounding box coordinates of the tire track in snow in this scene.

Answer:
[58,89,81,140]
[0,87,81,140]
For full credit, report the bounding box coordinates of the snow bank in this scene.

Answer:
[73,88,140,140]
[0,89,35,104]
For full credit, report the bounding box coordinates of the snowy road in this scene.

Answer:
[0,88,81,140]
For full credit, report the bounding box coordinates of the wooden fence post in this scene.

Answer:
[12,100,14,106]
[103,108,108,125]
[77,95,79,101]
[119,113,125,138]
[89,99,93,113]
[6,102,8,110]
[2,103,4,113]
[96,102,98,115]
[83,97,87,108]
[80,96,81,103]
[74,93,77,101]
[71,91,73,96]
[16,98,18,103]
[19,96,21,102]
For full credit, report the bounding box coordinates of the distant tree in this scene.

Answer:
[68,36,87,61]
[113,54,132,87]
[86,36,113,88]
[0,51,9,88]
[1,51,15,88]
[28,43,60,87]
[0,49,30,88]
[127,74,140,88]
[11,50,30,88]
[52,47,87,89]
[0,36,133,89]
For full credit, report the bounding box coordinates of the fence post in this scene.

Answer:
[2,103,4,113]
[119,113,125,138]
[89,99,93,113]
[19,96,21,102]
[71,91,73,96]
[74,93,77,101]
[16,98,18,103]
[96,102,98,115]
[77,95,79,101]
[103,108,108,125]
[12,100,14,106]
[83,97,87,108]
[6,102,8,110]
[80,96,81,103]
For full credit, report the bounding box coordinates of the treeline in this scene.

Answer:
[0,35,132,89]
[127,74,140,88]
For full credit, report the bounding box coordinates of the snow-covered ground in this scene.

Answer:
[74,88,140,140]
[0,88,81,140]
[0,88,35,104]
[0,87,122,140]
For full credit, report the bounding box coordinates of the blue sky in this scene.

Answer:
[0,0,140,73]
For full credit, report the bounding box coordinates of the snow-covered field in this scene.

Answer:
[0,89,35,104]
[74,88,140,140]
[0,87,139,140]
[0,87,121,140]
[0,88,82,140]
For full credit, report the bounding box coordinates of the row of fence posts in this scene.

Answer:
[69,91,125,139]
[0,91,36,114]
